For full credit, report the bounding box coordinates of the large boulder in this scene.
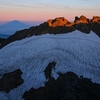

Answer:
[0,69,24,93]
[47,17,69,27]
[74,15,89,24]
[92,16,100,23]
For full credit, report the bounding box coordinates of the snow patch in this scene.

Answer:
[0,30,100,100]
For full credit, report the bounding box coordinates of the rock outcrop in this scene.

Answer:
[92,16,100,23]
[47,17,69,27]
[74,15,89,24]
[0,69,23,93]
[0,15,100,49]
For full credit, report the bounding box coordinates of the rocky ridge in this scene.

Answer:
[0,15,100,48]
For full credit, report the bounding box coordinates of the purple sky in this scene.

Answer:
[0,0,100,22]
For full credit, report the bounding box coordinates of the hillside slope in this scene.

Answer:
[0,30,100,100]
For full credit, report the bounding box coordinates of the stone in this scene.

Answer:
[74,15,89,24]
[47,17,69,27]
[0,69,24,93]
[92,16,100,23]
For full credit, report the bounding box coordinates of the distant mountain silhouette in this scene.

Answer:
[0,20,31,36]
[0,20,30,29]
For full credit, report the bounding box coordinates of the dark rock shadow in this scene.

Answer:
[0,69,24,93]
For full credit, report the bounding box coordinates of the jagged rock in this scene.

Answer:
[91,22,100,36]
[75,16,79,21]
[44,61,56,79]
[73,16,90,33]
[65,22,74,27]
[75,23,91,33]
[0,38,5,46]
[0,69,24,93]
[74,15,89,24]
[22,72,100,100]
[47,19,53,26]
[47,17,69,27]
[92,16,100,23]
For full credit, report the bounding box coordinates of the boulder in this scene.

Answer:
[47,17,69,27]
[74,15,89,24]
[0,69,24,93]
[92,16,100,23]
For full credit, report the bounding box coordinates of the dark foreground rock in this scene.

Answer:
[0,69,24,93]
[22,71,100,100]
[0,62,100,100]
[22,61,100,100]
[44,61,56,79]
[0,15,100,49]
[0,38,5,45]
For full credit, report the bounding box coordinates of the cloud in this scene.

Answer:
[80,0,93,2]
[81,0,93,1]
[64,6,70,9]
[0,0,47,9]
[64,6,69,9]
[0,1,70,10]
[0,2,45,9]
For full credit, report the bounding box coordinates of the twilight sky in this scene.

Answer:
[0,0,100,21]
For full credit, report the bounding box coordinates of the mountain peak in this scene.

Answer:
[12,20,19,22]
[0,20,30,32]
[7,20,28,26]
[46,15,100,27]
[47,17,69,27]
[74,15,89,24]
[92,16,100,22]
